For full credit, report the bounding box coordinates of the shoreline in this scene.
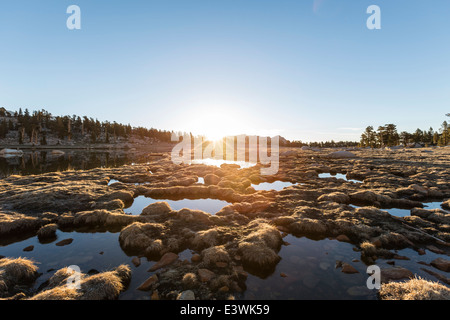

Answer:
[0,143,176,151]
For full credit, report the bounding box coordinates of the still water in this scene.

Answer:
[0,150,139,178]
[125,195,231,215]
[2,231,447,300]
[318,173,362,184]
[252,181,296,191]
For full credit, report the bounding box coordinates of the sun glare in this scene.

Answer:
[184,106,249,142]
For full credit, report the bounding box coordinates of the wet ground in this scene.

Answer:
[1,146,450,300]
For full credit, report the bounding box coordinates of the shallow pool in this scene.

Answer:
[319,173,362,184]
[108,179,120,186]
[1,229,448,300]
[125,195,231,215]
[252,181,296,191]
[242,235,377,300]
[351,204,411,218]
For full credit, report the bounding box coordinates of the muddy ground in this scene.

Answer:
[1,146,449,300]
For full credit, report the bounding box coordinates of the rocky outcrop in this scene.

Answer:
[379,277,450,300]
[29,265,131,300]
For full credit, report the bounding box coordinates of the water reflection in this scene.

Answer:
[384,208,411,217]
[252,181,296,191]
[423,201,449,213]
[318,173,362,184]
[0,229,156,300]
[350,204,411,218]
[1,228,448,300]
[243,235,376,300]
[0,150,142,178]
[125,195,231,215]
[351,201,448,218]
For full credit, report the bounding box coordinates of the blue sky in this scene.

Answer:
[0,0,449,142]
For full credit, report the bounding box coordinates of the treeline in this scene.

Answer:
[360,121,450,148]
[0,107,173,144]
[284,140,359,148]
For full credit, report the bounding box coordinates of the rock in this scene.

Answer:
[317,192,350,204]
[421,268,450,285]
[201,246,231,266]
[216,262,228,268]
[204,174,221,185]
[417,249,426,255]
[372,239,382,248]
[430,258,450,272]
[409,184,428,195]
[148,252,178,272]
[198,268,215,282]
[177,290,195,300]
[137,274,158,291]
[191,254,201,263]
[442,200,450,211]
[151,291,160,300]
[379,277,450,300]
[326,151,357,159]
[350,191,391,206]
[132,257,141,267]
[426,245,445,254]
[341,263,359,274]
[107,190,134,207]
[182,273,198,288]
[55,238,73,246]
[233,267,248,281]
[218,286,229,293]
[23,245,34,252]
[280,272,288,278]
[381,267,414,283]
[37,224,58,241]
[336,234,351,242]
[281,150,297,157]
[141,202,172,216]
[289,218,327,236]
[393,255,410,261]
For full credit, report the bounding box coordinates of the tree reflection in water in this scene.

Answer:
[0,150,144,178]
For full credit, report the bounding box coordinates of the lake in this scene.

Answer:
[0,149,138,178]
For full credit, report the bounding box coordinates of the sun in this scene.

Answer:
[184,105,248,142]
